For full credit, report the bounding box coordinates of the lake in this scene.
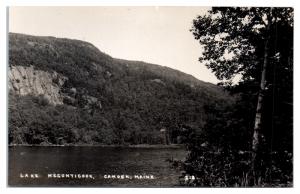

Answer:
[8,146,187,187]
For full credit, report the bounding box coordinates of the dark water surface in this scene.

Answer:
[8,146,187,187]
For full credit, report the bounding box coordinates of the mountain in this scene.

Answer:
[8,33,231,145]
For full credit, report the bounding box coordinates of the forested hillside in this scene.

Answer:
[8,33,231,145]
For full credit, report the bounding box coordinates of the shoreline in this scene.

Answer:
[8,144,185,149]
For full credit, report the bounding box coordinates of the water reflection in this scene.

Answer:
[9,146,187,187]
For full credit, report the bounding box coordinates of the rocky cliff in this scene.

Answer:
[9,65,67,105]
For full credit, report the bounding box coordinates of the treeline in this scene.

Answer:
[8,88,223,146]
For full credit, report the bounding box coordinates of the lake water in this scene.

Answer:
[8,146,187,187]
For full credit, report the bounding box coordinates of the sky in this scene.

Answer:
[9,6,219,84]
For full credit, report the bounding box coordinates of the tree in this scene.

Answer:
[251,8,272,179]
[191,7,293,185]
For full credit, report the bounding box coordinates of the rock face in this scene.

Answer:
[8,65,103,109]
[8,65,67,105]
[150,78,166,86]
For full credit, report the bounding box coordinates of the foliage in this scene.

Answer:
[181,7,293,187]
[181,101,292,187]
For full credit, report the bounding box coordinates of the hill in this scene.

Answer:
[8,33,231,145]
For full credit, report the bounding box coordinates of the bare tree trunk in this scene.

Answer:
[251,9,273,183]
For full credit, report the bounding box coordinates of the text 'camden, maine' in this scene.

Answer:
[19,173,156,180]
[8,6,293,187]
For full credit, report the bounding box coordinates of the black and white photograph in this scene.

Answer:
[7,6,293,187]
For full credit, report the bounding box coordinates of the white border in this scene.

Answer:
[1,1,299,194]
[2,0,298,7]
